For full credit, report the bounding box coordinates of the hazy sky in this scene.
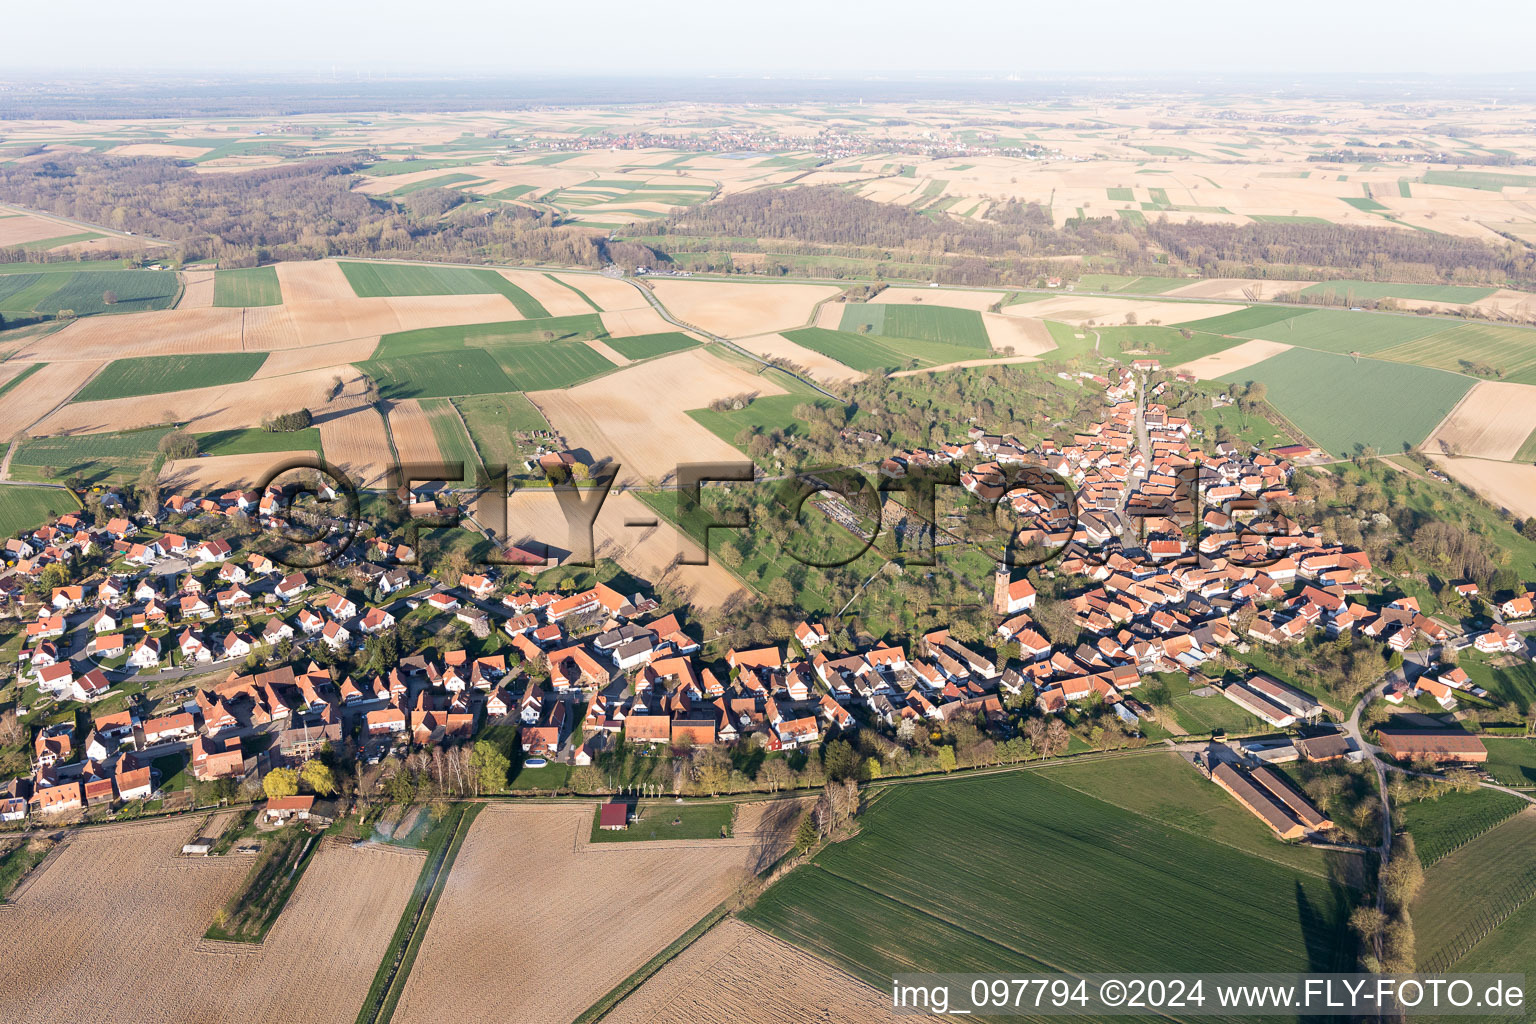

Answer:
[5,0,1534,76]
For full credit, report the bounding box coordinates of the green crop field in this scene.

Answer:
[1413,810,1536,970]
[74,353,267,402]
[1093,325,1243,365]
[1075,274,1183,294]
[195,427,323,457]
[544,273,602,311]
[212,266,283,307]
[1299,280,1495,304]
[1378,321,1536,385]
[1483,740,1536,788]
[0,268,180,317]
[373,315,607,358]
[387,172,484,196]
[453,394,548,469]
[1400,788,1528,866]
[1250,214,1330,224]
[337,262,549,317]
[491,342,614,390]
[0,485,79,538]
[1422,169,1536,191]
[1179,305,1307,335]
[360,350,517,399]
[1340,197,1388,212]
[1219,348,1474,458]
[1516,427,1536,464]
[603,332,699,360]
[741,769,1354,989]
[1106,187,1134,201]
[783,326,982,373]
[10,427,171,485]
[839,303,989,348]
[419,398,483,476]
[1036,751,1344,876]
[1234,308,1452,354]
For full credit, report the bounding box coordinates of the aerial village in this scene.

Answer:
[2,359,1533,847]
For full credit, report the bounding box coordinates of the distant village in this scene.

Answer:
[2,355,1532,847]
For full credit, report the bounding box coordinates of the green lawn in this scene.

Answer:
[687,394,828,452]
[453,394,548,469]
[360,351,517,399]
[1399,787,1528,866]
[74,353,267,401]
[1217,347,1475,458]
[1459,658,1536,712]
[589,801,734,842]
[603,332,700,360]
[195,426,324,457]
[0,838,54,899]
[337,262,549,317]
[374,314,608,358]
[213,267,283,307]
[742,769,1354,985]
[0,268,180,317]
[1483,739,1536,788]
[10,428,172,485]
[0,485,79,538]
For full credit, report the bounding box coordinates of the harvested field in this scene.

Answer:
[1427,455,1536,520]
[647,279,840,336]
[581,337,634,365]
[734,332,865,384]
[981,313,1055,355]
[387,399,446,466]
[1164,278,1302,301]
[30,307,293,360]
[528,347,784,486]
[0,817,418,1024]
[496,270,593,318]
[0,213,76,247]
[318,400,393,489]
[106,143,212,158]
[32,366,363,437]
[253,338,380,378]
[178,270,216,309]
[599,306,682,339]
[605,918,936,1024]
[1175,338,1294,380]
[272,260,353,304]
[391,804,761,1024]
[874,286,1007,311]
[1423,381,1536,460]
[547,272,647,310]
[160,451,315,491]
[1003,295,1244,326]
[0,360,104,436]
[491,489,746,610]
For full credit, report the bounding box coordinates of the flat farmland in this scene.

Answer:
[732,332,866,384]
[603,331,700,360]
[1427,455,1536,520]
[1174,338,1293,380]
[1179,305,1310,335]
[741,769,1353,993]
[1218,348,1474,458]
[388,400,448,466]
[1379,321,1536,385]
[0,360,105,437]
[1233,308,1452,354]
[0,484,78,537]
[160,451,314,491]
[492,341,615,390]
[1399,788,1528,866]
[1299,280,1496,304]
[528,346,785,486]
[272,260,354,303]
[605,918,931,1024]
[0,817,421,1024]
[213,267,283,307]
[374,314,608,358]
[782,326,988,373]
[359,350,517,399]
[177,270,215,308]
[1413,809,1536,970]
[838,303,990,348]
[647,279,841,336]
[197,426,324,457]
[419,398,483,476]
[1483,739,1536,788]
[1422,381,1536,459]
[1002,294,1243,326]
[0,268,180,317]
[10,427,171,484]
[317,401,393,489]
[338,261,549,317]
[390,804,760,1024]
[73,353,268,402]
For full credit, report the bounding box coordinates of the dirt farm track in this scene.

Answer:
[0,816,419,1024]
